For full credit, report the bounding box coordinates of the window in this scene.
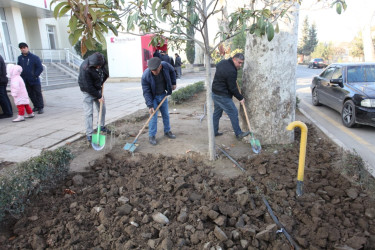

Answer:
[47,25,57,49]
[347,65,375,82]
[320,66,335,79]
[0,8,11,61]
[332,67,342,80]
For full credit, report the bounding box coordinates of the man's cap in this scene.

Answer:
[148,57,161,70]
[18,42,28,48]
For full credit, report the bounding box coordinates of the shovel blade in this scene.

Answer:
[92,134,106,151]
[123,142,137,152]
[250,138,262,154]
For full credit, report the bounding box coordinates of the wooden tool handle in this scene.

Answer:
[236,81,252,132]
[133,95,168,141]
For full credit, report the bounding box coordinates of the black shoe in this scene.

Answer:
[37,108,44,114]
[0,114,13,119]
[164,131,176,139]
[32,107,39,112]
[100,126,111,134]
[87,135,92,142]
[149,136,157,145]
[236,131,250,140]
[215,132,223,137]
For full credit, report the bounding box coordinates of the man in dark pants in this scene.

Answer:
[17,42,44,114]
[212,53,250,140]
[174,53,182,79]
[141,57,177,145]
[0,54,13,119]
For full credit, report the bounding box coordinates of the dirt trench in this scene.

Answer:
[1,92,375,249]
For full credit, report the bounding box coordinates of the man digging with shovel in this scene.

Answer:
[141,57,177,146]
[212,53,250,140]
[78,52,110,145]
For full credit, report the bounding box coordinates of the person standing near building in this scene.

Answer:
[0,54,13,119]
[212,53,250,140]
[78,52,110,143]
[8,64,35,122]
[141,57,177,145]
[174,53,182,79]
[17,42,44,114]
[160,51,170,64]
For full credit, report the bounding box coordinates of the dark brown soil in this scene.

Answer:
[1,92,375,250]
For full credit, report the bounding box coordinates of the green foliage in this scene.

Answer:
[350,32,364,59]
[231,30,247,52]
[0,147,74,221]
[311,42,334,61]
[298,17,318,56]
[171,81,205,104]
[50,0,122,56]
[74,40,107,61]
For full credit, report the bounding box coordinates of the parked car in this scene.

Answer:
[308,58,327,69]
[311,62,375,128]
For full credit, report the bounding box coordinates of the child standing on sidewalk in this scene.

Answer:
[8,64,35,122]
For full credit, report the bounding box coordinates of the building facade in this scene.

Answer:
[0,0,71,63]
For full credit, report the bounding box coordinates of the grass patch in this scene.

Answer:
[0,147,74,221]
[171,81,205,104]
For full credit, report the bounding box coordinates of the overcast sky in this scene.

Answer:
[298,0,375,43]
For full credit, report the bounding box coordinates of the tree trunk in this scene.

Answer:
[202,0,215,160]
[363,23,375,62]
[242,3,299,145]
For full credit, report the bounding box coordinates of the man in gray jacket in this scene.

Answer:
[78,52,110,142]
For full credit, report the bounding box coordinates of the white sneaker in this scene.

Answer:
[12,115,25,122]
[25,113,35,118]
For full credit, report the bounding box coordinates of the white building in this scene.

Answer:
[0,0,72,63]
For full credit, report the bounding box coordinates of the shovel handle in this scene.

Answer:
[236,82,252,132]
[133,95,168,142]
[97,84,105,133]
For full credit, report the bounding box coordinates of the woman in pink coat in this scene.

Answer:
[8,64,34,122]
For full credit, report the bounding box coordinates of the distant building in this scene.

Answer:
[0,0,72,63]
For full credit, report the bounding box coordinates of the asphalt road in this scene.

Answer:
[296,65,375,176]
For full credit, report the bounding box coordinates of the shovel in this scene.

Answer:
[236,82,262,154]
[92,85,106,150]
[124,95,168,152]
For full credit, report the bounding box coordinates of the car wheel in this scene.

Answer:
[312,88,321,106]
[342,100,356,128]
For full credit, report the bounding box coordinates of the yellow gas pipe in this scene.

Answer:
[286,121,308,197]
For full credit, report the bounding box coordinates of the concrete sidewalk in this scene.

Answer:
[0,71,207,163]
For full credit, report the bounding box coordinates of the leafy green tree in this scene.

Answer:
[311,42,334,61]
[298,17,318,57]
[298,16,309,55]
[50,0,122,55]
[350,32,364,60]
[308,23,319,53]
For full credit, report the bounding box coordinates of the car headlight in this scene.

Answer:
[361,99,375,107]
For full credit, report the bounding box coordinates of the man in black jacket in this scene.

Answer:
[174,53,182,79]
[78,52,110,142]
[212,53,249,140]
[17,42,44,114]
[0,54,13,119]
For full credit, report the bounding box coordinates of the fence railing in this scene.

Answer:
[8,45,83,86]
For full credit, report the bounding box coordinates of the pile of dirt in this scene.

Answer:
[1,92,375,249]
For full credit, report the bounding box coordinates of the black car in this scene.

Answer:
[311,63,375,127]
[308,58,327,69]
